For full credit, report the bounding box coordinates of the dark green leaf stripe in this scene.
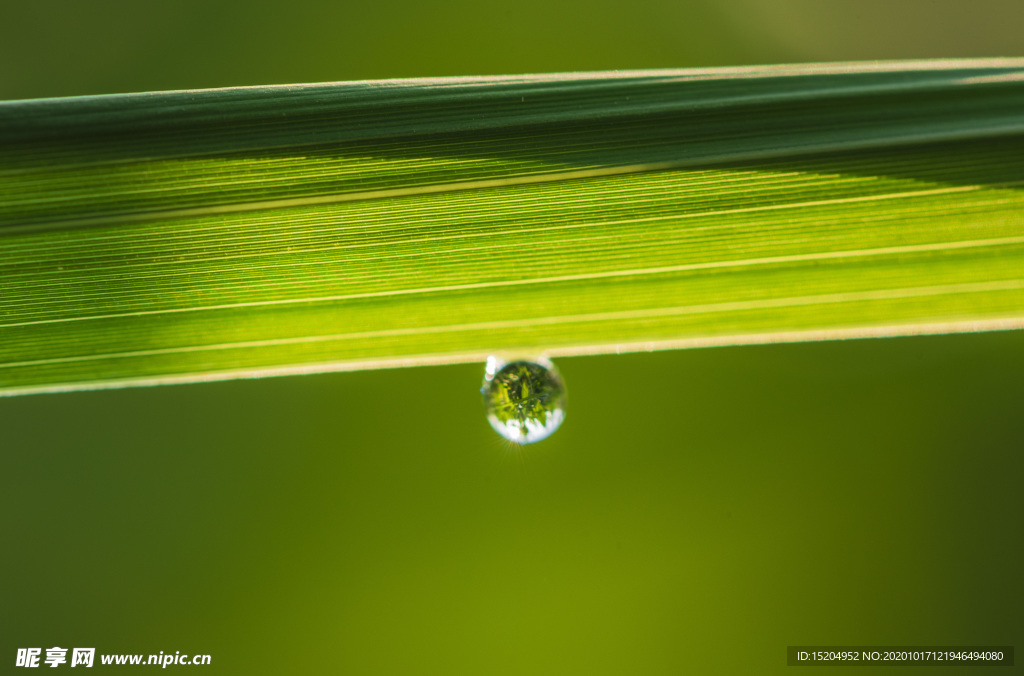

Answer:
[2,60,1024,394]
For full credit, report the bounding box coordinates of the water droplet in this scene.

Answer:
[482,356,566,444]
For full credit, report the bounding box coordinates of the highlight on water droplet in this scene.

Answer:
[481,355,566,444]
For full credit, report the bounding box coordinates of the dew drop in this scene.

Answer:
[481,356,566,444]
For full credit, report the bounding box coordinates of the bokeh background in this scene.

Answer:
[2,1,1022,673]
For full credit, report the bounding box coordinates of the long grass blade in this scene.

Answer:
[2,60,1024,395]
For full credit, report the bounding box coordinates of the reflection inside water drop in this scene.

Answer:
[482,356,566,444]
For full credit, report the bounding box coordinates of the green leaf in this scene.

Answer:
[2,60,1024,395]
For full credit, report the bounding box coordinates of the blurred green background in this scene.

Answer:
[1,1,1022,673]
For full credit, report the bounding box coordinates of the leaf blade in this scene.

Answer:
[3,60,1024,394]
